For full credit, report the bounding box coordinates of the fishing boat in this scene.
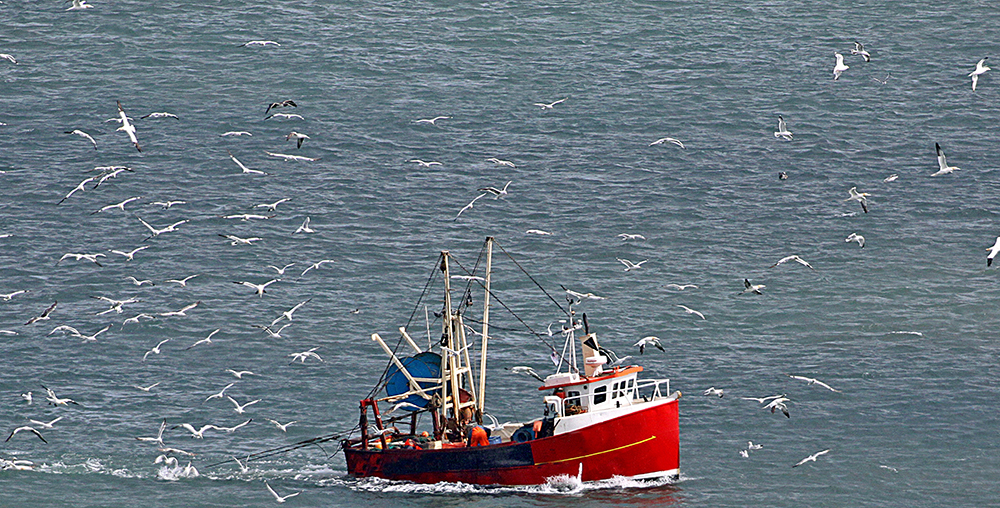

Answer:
[342,237,680,485]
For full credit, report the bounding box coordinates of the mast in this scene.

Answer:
[477,237,493,414]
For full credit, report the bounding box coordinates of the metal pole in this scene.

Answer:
[477,237,493,413]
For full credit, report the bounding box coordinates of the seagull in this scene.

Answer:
[271,299,311,326]
[137,217,189,238]
[0,289,29,301]
[186,329,220,350]
[561,287,606,301]
[136,420,167,446]
[0,53,17,64]
[300,259,334,276]
[221,131,252,137]
[739,279,765,295]
[793,449,831,468]
[94,167,134,188]
[845,232,865,248]
[57,252,105,266]
[143,339,170,362]
[42,386,79,406]
[58,176,97,204]
[267,263,296,275]
[788,374,841,392]
[264,419,297,433]
[133,382,160,392]
[703,387,724,397]
[231,455,250,473]
[534,97,567,109]
[219,234,263,246]
[205,383,235,402]
[932,143,960,176]
[485,157,516,168]
[223,213,274,222]
[66,0,93,10]
[769,255,815,270]
[109,245,149,260]
[174,423,215,439]
[288,347,322,364]
[234,279,279,297]
[773,115,793,140]
[265,113,304,120]
[24,302,57,325]
[739,449,749,458]
[27,417,63,429]
[385,402,422,416]
[293,217,315,234]
[253,323,291,339]
[265,151,318,162]
[414,116,450,125]
[73,324,112,342]
[618,233,646,241]
[526,229,552,235]
[676,304,706,320]
[264,481,300,503]
[5,427,47,444]
[871,73,892,85]
[740,394,786,404]
[845,187,870,213]
[851,41,871,62]
[214,419,252,433]
[455,193,487,220]
[227,396,261,414]
[154,455,178,467]
[664,283,698,290]
[48,325,80,336]
[140,112,178,120]
[164,274,199,286]
[158,301,200,317]
[987,237,1000,267]
[763,397,791,417]
[617,258,648,271]
[478,180,512,199]
[228,150,267,175]
[116,101,141,152]
[122,313,155,326]
[634,336,665,355]
[21,392,32,404]
[226,369,255,379]
[65,129,97,150]
[264,100,297,116]
[285,131,309,149]
[241,40,280,47]
[748,441,763,451]
[883,174,898,182]
[255,198,291,212]
[833,53,849,80]
[409,159,442,167]
[969,57,990,91]
[510,366,544,382]
[649,137,685,148]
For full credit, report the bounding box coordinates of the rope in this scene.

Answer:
[201,425,358,469]
[494,240,570,317]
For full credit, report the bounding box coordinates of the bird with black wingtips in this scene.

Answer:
[987,237,1000,267]
[264,99,296,117]
[6,426,47,444]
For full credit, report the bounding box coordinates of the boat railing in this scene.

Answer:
[634,378,670,400]
[548,377,671,417]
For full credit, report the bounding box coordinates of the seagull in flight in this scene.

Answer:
[233,279,279,297]
[0,53,17,64]
[845,232,866,248]
[253,323,291,338]
[58,252,105,266]
[241,40,280,47]
[969,57,990,91]
[455,193,487,220]
[0,289,29,301]
[271,298,311,326]
[264,99,297,116]
[851,41,871,62]
[478,181,511,199]
[987,237,1000,267]
[932,143,960,176]
[266,419,297,432]
[285,131,309,149]
[158,301,200,317]
[226,369,255,379]
[264,481,300,503]
[793,449,831,468]
[267,263,296,275]
[66,0,93,10]
[122,313,155,326]
[42,385,79,406]
[649,137,685,148]
[414,116,450,125]
[228,150,267,175]
[664,283,698,290]
[288,347,323,364]
[739,279,765,295]
[510,366,544,382]
[526,229,552,235]
[883,173,898,182]
[845,187,870,213]
[133,382,160,392]
[164,274,198,286]
[186,329,220,350]
[174,423,215,439]
[74,324,112,342]
[136,420,166,446]
[770,255,815,270]
[265,113,304,120]
[138,217,189,238]
[214,419,252,433]
[703,387,724,398]
[763,396,791,417]
[676,304,706,320]
[255,198,290,212]
[24,302,57,325]
[219,234,263,246]
[833,53,849,80]
[205,383,235,402]
[58,176,97,204]
[143,339,169,362]
[227,396,261,414]
[300,259,334,276]
[788,374,841,392]
[871,73,891,85]
[109,245,149,261]
[617,257,648,271]
[773,115,793,140]
[293,217,315,234]
[27,417,63,429]
[409,159,442,167]
[141,112,178,120]
[618,233,646,241]
[5,426,47,444]
[534,97,567,109]
[265,151,318,162]
[634,336,664,355]
[485,157,516,167]
[116,101,141,152]
[561,286,606,301]
[221,131,252,137]
[65,129,97,150]
[740,394,786,404]
[93,196,142,215]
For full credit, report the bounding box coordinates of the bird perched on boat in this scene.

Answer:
[987,237,1000,267]
[65,129,97,150]
[649,137,685,148]
[478,181,511,199]
[833,53,849,80]
[788,374,841,392]
[285,131,309,149]
[116,101,141,152]
[5,426,47,444]
[851,41,871,62]
[773,115,793,140]
[264,100,297,117]
[769,255,815,270]
[739,279,765,295]
[845,232,865,248]
[634,336,664,355]
[845,187,870,213]
[793,449,831,468]
[969,57,990,91]
[932,143,960,176]
[510,366,544,382]
[703,387,724,398]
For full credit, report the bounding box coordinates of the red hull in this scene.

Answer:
[344,398,679,485]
